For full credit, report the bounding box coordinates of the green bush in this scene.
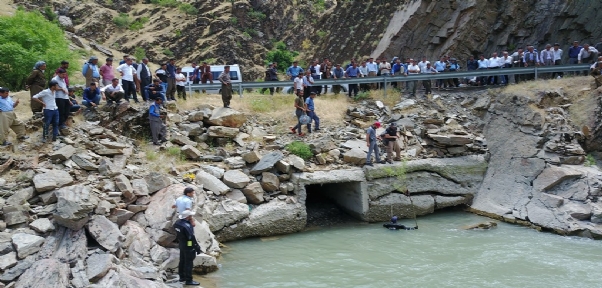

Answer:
[314,0,326,11]
[150,0,179,7]
[133,47,146,61]
[247,9,266,20]
[585,154,596,167]
[129,16,149,31]
[229,16,238,24]
[353,91,370,102]
[43,5,57,22]
[265,41,299,72]
[286,141,313,160]
[163,49,174,57]
[0,10,76,90]
[179,3,198,15]
[113,13,131,28]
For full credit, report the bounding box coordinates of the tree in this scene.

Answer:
[265,41,299,72]
[0,9,76,90]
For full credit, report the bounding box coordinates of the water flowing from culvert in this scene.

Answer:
[196,211,602,288]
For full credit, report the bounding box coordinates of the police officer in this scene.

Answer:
[173,210,202,286]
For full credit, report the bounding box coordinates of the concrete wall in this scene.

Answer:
[307,182,368,220]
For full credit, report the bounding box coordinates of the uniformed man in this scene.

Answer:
[173,210,202,286]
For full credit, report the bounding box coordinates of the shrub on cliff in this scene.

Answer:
[266,41,299,72]
[0,9,76,90]
[286,141,313,160]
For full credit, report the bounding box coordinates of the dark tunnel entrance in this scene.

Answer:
[304,182,365,227]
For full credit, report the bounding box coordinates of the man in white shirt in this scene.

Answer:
[51,69,71,129]
[417,56,430,72]
[578,43,599,64]
[501,51,513,84]
[420,62,438,95]
[406,59,420,97]
[101,78,125,104]
[477,55,489,86]
[116,57,139,103]
[552,43,564,78]
[31,81,61,142]
[487,52,502,85]
[293,74,304,97]
[175,67,187,100]
[366,58,378,89]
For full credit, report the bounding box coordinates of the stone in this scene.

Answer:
[181,145,202,160]
[207,126,240,138]
[71,154,98,170]
[14,259,69,288]
[167,113,182,123]
[533,166,583,191]
[32,170,73,192]
[275,160,291,174]
[343,148,367,165]
[225,156,246,169]
[12,233,44,259]
[131,179,150,197]
[366,194,435,222]
[393,99,416,110]
[242,151,261,163]
[28,218,55,233]
[39,190,58,205]
[261,172,280,192]
[36,226,87,264]
[127,205,148,213]
[54,185,98,230]
[144,184,184,239]
[3,206,28,226]
[308,136,337,154]
[99,157,119,176]
[428,134,473,146]
[99,140,128,150]
[120,221,153,259]
[95,148,123,156]
[114,174,135,200]
[58,16,74,32]
[464,221,498,230]
[86,215,125,253]
[150,245,169,265]
[202,200,250,232]
[108,209,134,226]
[188,111,207,122]
[287,155,305,170]
[6,187,35,206]
[196,170,230,195]
[146,228,176,247]
[144,172,171,194]
[242,182,265,204]
[234,132,250,146]
[95,200,113,215]
[222,170,250,189]
[200,165,225,179]
[0,252,17,271]
[179,123,204,137]
[0,242,12,254]
[563,203,591,221]
[315,154,326,165]
[70,260,90,288]
[49,145,76,161]
[225,189,247,204]
[193,253,219,274]
[0,255,35,282]
[206,107,247,128]
[170,134,197,146]
[434,195,469,209]
[591,203,602,224]
[279,183,289,193]
[250,151,284,175]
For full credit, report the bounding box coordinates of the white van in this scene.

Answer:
[180,65,242,94]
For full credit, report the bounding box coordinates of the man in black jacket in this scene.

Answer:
[173,210,202,286]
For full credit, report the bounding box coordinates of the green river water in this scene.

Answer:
[197,211,602,288]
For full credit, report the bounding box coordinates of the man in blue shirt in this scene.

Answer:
[305,92,320,133]
[0,87,28,146]
[82,82,101,108]
[145,79,166,102]
[172,187,195,215]
[149,97,167,145]
[286,61,304,80]
[365,121,382,166]
[331,64,344,95]
[345,62,361,97]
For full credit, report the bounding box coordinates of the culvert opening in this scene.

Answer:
[305,182,364,227]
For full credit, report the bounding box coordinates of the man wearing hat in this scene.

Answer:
[0,87,28,146]
[173,210,202,286]
[83,56,100,87]
[365,121,383,166]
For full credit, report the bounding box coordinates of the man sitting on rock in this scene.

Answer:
[148,97,167,145]
[0,87,28,146]
[82,82,102,109]
[146,78,166,102]
[101,78,125,105]
[173,210,202,286]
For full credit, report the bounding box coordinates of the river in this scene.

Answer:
[197,211,602,288]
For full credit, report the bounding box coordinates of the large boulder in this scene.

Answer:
[131,179,150,197]
[120,220,153,259]
[49,145,76,161]
[207,126,240,138]
[86,253,115,282]
[3,205,29,226]
[222,170,250,189]
[201,200,250,232]
[36,227,87,265]
[196,170,230,195]
[145,184,185,231]
[12,233,44,259]
[14,258,70,288]
[260,172,279,192]
[250,151,284,175]
[533,165,583,191]
[365,193,435,222]
[86,215,125,253]
[54,185,98,230]
[144,172,171,194]
[0,252,17,270]
[114,174,135,200]
[342,148,367,165]
[206,107,247,128]
[32,170,73,192]
[200,165,225,179]
[181,145,202,160]
[242,182,264,204]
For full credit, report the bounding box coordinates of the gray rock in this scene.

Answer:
[28,218,55,233]
[114,174,135,200]
[99,157,120,176]
[393,99,416,110]
[86,215,125,253]
[225,156,245,169]
[3,206,29,226]
[225,189,247,204]
[188,110,208,122]
[195,170,230,195]
[131,179,150,197]
[95,200,113,215]
[150,245,169,265]
[591,203,602,224]
[39,190,58,205]
[193,253,219,274]
[70,260,90,288]
[434,195,469,209]
[127,205,148,214]
[49,145,76,161]
[261,172,280,192]
[206,107,247,128]
[201,200,250,232]
[250,152,284,175]
[144,172,171,194]
[70,154,98,170]
[341,140,370,153]
[6,187,35,206]
[145,227,176,247]
[107,209,134,226]
[12,233,44,259]
[179,122,204,137]
[36,227,87,264]
[533,166,583,191]
[58,15,73,32]
[14,258,69,288]
[207,126,240,138]
[275,160,291,174]
[222,170,250,189]
[32,170,73,192]
[287,155,305,170]
[308,136,337,153]
[242,151,261,163]
[428,134,473,146]
[366,194,435,222]
[564,203,592,221]
[200,165,225,179]
[54,185,98,230]
[343,148,367,165]
[181,145,202,160]
[0,255,34,282]
[120,221,153,259]
[0,242,13,254]
[242,182,264,204]
[0,252,17,270]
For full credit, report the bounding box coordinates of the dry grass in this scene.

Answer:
[502,76,591,100]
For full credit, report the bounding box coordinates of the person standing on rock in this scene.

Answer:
[100,58,115,86]
[54,61,70,86]
[365,121,382,167]
[0,87,28,146]
[117,57,139,103]
[25,61,47,113]
[31,80,61,143]
[305,92,320,133]
[383,123,401,163]
[166,58,177,101]
[82,56,101,87]
[173,187,196,216]
[175,67,187,100]
[173,210,202,286]
[149,97,167,145]
[52,68,72,130]
[136,58,152,102]
[155,63,169,94]
[218,65,233,108]
[291,91,307,136]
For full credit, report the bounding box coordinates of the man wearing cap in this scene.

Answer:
[0,87,28,146]
[173,187,195,215]
[305,92,320,133]
[149,97,167,145]
[82,82,102,109]
[173,210,202,286]
[100,58,115,86]
[365,121,382,166]
[83,56,100,87]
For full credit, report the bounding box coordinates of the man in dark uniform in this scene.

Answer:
[173,210,202,286]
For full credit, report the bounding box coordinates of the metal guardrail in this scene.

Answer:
[187,64,593,97]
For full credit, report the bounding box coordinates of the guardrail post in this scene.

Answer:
[238,82,243,98]
[534,66,538,80]
[383,76,387,98]
[187,82,192,95]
